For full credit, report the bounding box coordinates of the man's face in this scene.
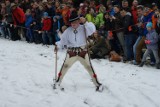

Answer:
[114,7,119,13]
[144,7,150,15]
[147,27,152,31]
[122,1,128,8]
[137,9,143,16]
[93,31,98,38]
[108,5,113,10]
[89,8,94,14]
[153,6,158,10]
[155,10,160,15]
[1,3,5,8]
[120,10,126,17]
[14,0,18,3]
[6,1,10,6]
[71,20,80,29]
[47,4,52,8]
[44,16,47,19]
[11,6,16,10]
[133,1,138,7]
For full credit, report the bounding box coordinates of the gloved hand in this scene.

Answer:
[145,40,148,44]
[79,17,86,24]
[145,40,151,44]
[147,40,151,44]
[38,31,42,34]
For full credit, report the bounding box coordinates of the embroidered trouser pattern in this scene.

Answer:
[56,48,101,87]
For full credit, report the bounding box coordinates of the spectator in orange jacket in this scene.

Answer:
[61,4,71,26]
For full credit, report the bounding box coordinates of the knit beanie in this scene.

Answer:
[43,12,48,17]
[146,22,153,28]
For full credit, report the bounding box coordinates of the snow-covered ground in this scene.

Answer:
[0,38,160,107]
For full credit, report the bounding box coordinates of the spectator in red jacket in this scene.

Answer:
[131,0,138,24]
[41,12,53,45]
[11,3,25,26]
[11,3,26,40]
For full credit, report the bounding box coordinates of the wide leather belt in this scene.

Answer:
[67,47,88,58]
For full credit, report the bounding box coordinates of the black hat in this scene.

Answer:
[11,3,17,8]
[114,5,120,8]
[144,4,152,9]
[152,2,157,6]
[69,11,79,22]
[122,0,128,3]
[152,2,157,8]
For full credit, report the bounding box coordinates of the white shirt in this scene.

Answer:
[56,22,96,49]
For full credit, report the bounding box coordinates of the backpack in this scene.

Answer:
[109,51,122,62]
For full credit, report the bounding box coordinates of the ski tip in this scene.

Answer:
[52,84,65,91]
[96,85,104,92]
[61,88,65,91]
[52,84,56,89]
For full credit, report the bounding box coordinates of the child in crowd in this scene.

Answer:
[0,15,8,39]
[25,9,34,42]
[30,10,42,44]
[139,22,160,69]
[41,12,52,45]
[31,20,42,44]
[53,16,60,42]
[0,14,5,37]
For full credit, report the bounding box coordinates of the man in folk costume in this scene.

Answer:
[54,11,103,91]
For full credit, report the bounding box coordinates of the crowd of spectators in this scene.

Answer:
[0,0,160,69]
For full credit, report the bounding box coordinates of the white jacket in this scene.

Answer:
[56,22,96,49]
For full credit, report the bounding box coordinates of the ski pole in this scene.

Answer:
[54,45,58,82]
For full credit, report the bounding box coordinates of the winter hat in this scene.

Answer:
[146,22,153,28]
[25,9,31,14]
[114,5,120,9]
[80,3,84,7]
[122,0,128,3]
[69,11,79,22]
[42,0,47,3]
[144,4,152,9]
[152,2,157,7]
[53,16,58,21]
[133,0,138,3]
[99,6,106,13]
[10,3,17,8]
[43,12,48,17]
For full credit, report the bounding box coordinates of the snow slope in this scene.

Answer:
[0,38,160,107]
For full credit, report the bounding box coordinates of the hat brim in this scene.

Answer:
[69,17,80,22]
[11,4,17,8]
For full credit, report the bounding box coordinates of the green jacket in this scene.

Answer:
[94,12,104,29]
[85,14,95,23]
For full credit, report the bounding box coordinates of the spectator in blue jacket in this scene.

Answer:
[53,16,61,42]
[25,9,34,42]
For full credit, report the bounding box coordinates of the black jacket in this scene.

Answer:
[113,12,123,32]
[122,13,133,34]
